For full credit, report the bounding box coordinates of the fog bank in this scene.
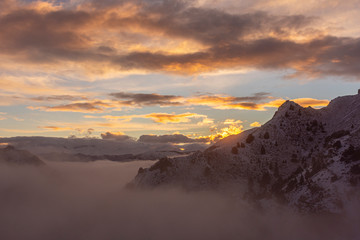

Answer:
[0,161,359,240]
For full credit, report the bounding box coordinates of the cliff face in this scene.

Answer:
[133,93,360,212]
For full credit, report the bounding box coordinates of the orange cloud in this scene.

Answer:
[186,92,273,110]
[41,126,73,131]
[250,121,261,127]
[27,91,329,116]
[292,98,330,108]
[144,112,208,123]
[194,119,244,143]
[224,119,243,125]
[262,98,329,108]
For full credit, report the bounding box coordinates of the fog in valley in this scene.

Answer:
[0,159,359,240]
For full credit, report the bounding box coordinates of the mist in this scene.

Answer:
[0,160,359,240]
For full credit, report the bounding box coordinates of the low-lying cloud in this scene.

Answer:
[101,131,133,141]
[138,134,207,143]
[0,160,359,240]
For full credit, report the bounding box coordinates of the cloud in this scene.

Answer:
[0,76,81,96]
[0,112,6,120]
[194,118,244,143]
[104,4,315,45]
[138,134,206,143]
[109,36,360,77]
[144,112,208,123]
[27,91,329,114]
[250,121,261,127]
[187,92,275,110]
[262,98,329,109]
[292,98,330,108]
[0,0,358,78]
[41,126,73,131]
[84,112,213,126]
[31,95,88,102]
[0,160,359,240]
[224,119,243,125]
[0,8,96,55]
[29,101,113,113]
[109,92,183,106]
[0,111,23,121]
[100,131,133,141]
[199,96,330,110]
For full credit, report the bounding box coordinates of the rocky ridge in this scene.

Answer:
[133,92,360,212]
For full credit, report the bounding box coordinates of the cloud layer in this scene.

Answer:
[138,134,206,143]
[28,91,329,113]
[0,0,359,78]
[0,160,359,240]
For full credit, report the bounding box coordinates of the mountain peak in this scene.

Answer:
[133,93,360,213]
[279,100,302,110]
[273,100,305,119]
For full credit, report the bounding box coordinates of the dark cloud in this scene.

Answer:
[109,92,183,106]
[230,102,260,110]
[101,131,133,141]
[0,9,95,56]
[31,95,88,102]
[0,0,358,79]
[31,101,111,113]
[111,36,360,78]
[97,46,116,53]
[198,92,271,103]
[303,36,360,78]
[87,0,138,9]
[110,38,301,73]
[49,102,103,112]
[138,134,206,143]
[109,9,314,45]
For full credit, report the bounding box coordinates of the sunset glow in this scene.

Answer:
[0,0,358,141]
[1,1,360,239]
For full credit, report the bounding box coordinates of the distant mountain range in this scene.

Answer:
[133,92,360,213]
[0,146,44,166]
[0,136,206,162]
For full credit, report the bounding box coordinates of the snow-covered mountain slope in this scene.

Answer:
[133,92,360,213]
[0,146,45,166]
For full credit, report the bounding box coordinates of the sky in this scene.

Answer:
[0,0,359,141]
